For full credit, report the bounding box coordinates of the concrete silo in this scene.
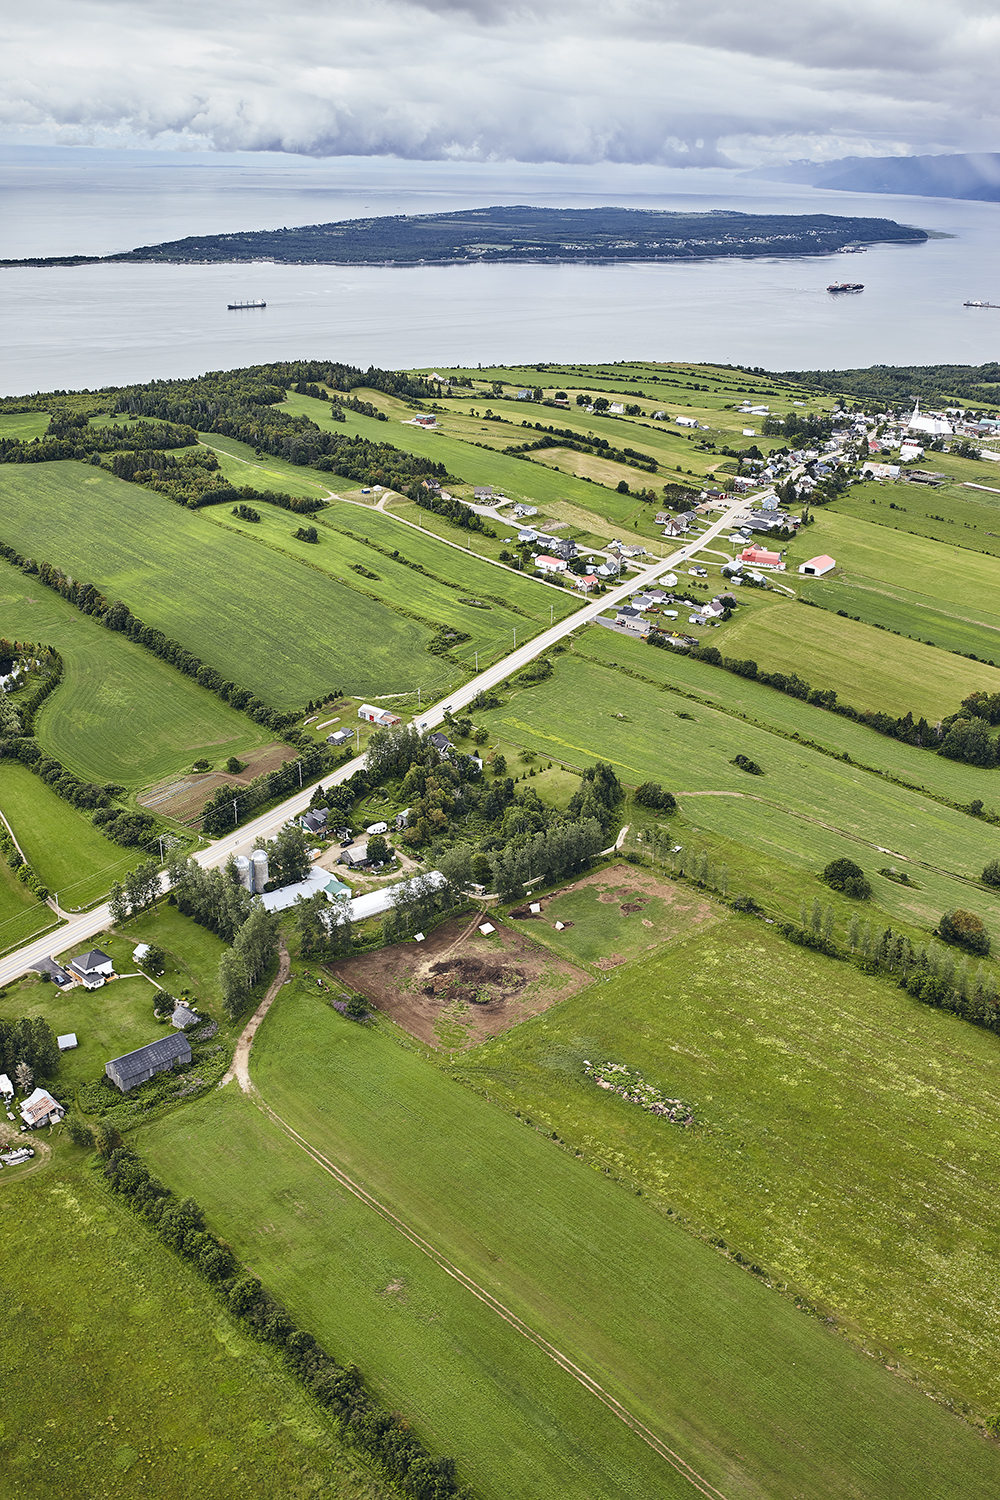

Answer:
[233,855,252,892]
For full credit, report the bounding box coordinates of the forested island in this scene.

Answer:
[0,204,927,268]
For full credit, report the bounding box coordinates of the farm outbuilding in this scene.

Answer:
[105,1034,192,1093]
[740,547,783,569]
[358,705,402,727]
[19,1087,65,1127]
[798,555,836,577]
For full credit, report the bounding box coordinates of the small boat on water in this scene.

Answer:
[827,282,864,293]
[964,300,1000,309]
[228,299,266,310]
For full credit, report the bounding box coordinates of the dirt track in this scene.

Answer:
[220,937,291,1092]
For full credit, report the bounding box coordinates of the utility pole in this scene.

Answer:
[513,628,517,649]
[233,798,239,827]
[475,650,479,672]
[158,835,165,864]
[298,760,303,788]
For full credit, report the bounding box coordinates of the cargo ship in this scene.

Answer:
[964,300,1000,309]
[827,282,864,293]
[228,299,266,309]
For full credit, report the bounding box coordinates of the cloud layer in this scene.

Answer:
[3,0,999,165]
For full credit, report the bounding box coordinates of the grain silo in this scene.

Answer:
[251,848,269,893]
[233,855,252,892]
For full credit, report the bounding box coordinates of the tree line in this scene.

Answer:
[200,742,329,836]
[99,1144,470,1499]
[0,1016,59,1091]
[650,631,1000,769]
[502,423,658,473]
[411,488,495,534]
[0,535,299,737]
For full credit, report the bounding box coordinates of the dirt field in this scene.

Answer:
[325,913,591,1050]
[139,741,298,824]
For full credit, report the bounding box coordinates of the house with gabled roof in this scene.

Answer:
[19,1087,65,1127]
[68,949,114,989]
[105,1034,192,1093]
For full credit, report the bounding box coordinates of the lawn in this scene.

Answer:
[0,1160,392,1500]
[0,555,274,788]
[0,763,146,908]
[141,984,1000,1499]
[463,918,1000,1422]
[473,649,1000,932]
[718,594,1000,719]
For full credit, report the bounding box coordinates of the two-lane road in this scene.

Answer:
[0,495,751,987]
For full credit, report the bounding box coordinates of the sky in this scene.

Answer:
[3,0,1000,168]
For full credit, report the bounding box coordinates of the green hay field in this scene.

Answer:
[0,763,145,908]
[142,984,1000,1500]
[718,595,1000,719]
[475,649,1000,931]
[464,917,1000,1420]
[0,556,273,788]
[0,1162,391,1500]
[0,857,56,954]
[0,461,578,709]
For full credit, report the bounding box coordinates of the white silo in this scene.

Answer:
[251,849,269,893]
[234,855,252,892]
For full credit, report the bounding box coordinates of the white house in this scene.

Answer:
[609,402,625,414]
[675,416,698,428]
[68,949,114,989]
[534,555,568,574]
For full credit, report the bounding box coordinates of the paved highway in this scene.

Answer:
[0,495,751,988]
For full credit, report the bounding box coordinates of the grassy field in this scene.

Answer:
[197,430,342,500]
[0,410,50,439]
[0,462,466,706]
[718,595,1000,719]
[0,763,145,908]
[0,857,57,954]
[141,983,1000,1499]
[474,647,1000,932]
[788,509,1000,653]
[463,916,1000,1421]
[0,1160,392,1500]
[0,556,273,788]
[0,460,583,709]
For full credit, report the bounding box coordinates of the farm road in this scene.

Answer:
[249,1084,738,1500]
[220,937,291,1093]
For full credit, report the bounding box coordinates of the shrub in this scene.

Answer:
[731,753,763,776]
[634,782,676,811]
[982,859,1000,888]
[937,909,991,955]
[821,857,872,900]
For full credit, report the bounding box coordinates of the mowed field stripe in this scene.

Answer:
[255,1095,735,1500]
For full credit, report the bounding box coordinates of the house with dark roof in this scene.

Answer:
[69,949,114,989]
[300,807,329,835]
[105,1034,192,1092]
[428,732,453,758]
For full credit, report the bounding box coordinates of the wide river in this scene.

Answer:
[2,148,998,394]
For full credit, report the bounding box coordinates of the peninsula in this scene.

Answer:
[0,204,927,268]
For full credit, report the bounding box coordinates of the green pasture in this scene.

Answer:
[0,858,56,954]
[0,763,145,908]
[466,918,1000,1422]
[197,431,339,500]
[143,985,1000,1499]
[719,595,1000,719]
[0,1163,388,1500]
[787,509,1000,645]
[0,461,456,706]
[832,475,1000,558]
[0,410,50,440]
[3,970,166,1093]
[526,869,723,967]
[798,578,1000,665]
[475,650,1000,931]
[579,623,1000,810]
[0,556,272,788]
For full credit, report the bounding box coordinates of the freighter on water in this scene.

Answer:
[228,300,266,309]
[827,282,864,293]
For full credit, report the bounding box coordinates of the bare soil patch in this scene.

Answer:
[325,915,590,1049]
[139,741,297,824]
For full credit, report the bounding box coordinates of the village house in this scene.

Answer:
[68,949,114,989]
[573,574,598,592]
[428,732,453,757]
[338,843,371,868]
[513,503,537,518]
[327,728,352,747]
[534,554,568,575]
[19,1087,65,1128]
[740,546,784,569]
[105,1034,192,1093]
[615,606,649,631]
[300,807,329,835]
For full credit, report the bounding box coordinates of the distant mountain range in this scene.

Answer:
[748,152,1000,202]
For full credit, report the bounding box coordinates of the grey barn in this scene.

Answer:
[105,1034,192,1092]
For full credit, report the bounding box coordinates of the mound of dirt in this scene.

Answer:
[423,955,526,1007]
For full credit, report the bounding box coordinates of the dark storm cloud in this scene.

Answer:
[2,0,998,163]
